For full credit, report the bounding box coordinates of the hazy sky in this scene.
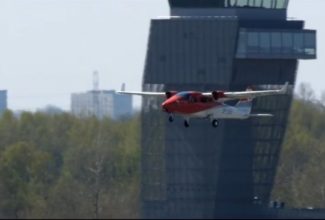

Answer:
[0,0,323,111]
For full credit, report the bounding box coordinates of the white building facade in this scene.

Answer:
[71,90,132,120]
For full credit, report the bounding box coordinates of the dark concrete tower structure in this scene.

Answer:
[141,0,316,218]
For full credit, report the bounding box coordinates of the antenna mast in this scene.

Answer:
[93,70,99,91]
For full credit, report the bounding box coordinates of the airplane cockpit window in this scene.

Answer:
[178,92,191,101]
[200,96,213,103]
[189,96,198,103]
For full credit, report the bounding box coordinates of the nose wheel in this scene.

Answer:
[168,115,174,122]
[184,120,190,128]
[212,119,219,128]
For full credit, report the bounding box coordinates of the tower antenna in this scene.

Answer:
[93,70,99,91]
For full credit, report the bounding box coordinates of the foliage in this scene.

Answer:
[0,113,140,219]
[272,83,325,208]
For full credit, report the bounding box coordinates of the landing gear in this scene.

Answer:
[212,119,219,128]
[168,115,174,122]
[184,120,190,128]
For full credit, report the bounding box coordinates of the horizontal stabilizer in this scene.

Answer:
[249,114,274,118]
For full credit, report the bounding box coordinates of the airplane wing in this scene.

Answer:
[224,82,288,99]
[117,91,166,97]
[203,82,289,101]
[116,83,166,97]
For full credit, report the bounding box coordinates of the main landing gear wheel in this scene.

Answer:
[168,115,174,122]
[212,119,219,128]
[184,120,190,128]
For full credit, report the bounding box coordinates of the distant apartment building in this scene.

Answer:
[71,90,132,120]
[0,90,7,113]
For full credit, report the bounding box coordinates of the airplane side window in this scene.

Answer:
[201,97,208,103]
[179,94,185,100]
[189,96,197,103]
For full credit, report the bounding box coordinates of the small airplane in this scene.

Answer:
[117,82,289,128]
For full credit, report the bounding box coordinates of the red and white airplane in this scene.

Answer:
[118,82,289,128]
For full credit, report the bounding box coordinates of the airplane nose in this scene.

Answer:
[162,96,178,112]
[162,100,170,112]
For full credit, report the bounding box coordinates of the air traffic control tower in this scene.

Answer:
[141,0,316,218]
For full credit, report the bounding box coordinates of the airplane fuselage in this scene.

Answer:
[162,91,251,125]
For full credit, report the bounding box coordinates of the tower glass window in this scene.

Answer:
[247,32,259,54]
[236,29,316,59]
[271,32,282,54]
[293,33,304,55]
[169,0,289,9]
[282,32,293,54]
[260,32,271,53]
[305,32,317,55]
[226,0,288,9]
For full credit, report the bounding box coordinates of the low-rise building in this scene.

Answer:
[0,90,7,113]
[71,90,132,120]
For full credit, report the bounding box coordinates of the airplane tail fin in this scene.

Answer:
[280,82,289,94]
[121,83,126,92]
[236,99,252,115]
[236,86,253,114]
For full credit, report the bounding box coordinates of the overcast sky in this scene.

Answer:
[0,0,323,111]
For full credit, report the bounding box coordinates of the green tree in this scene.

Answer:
[0,111,18,152]
[0,110,140,218]
[0,142,54,218]
[273,84,325,208]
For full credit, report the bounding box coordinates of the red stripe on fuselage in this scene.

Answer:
[162,92,219,114]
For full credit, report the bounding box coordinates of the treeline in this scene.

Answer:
[272,83,325,208]
[0,112,140,219]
